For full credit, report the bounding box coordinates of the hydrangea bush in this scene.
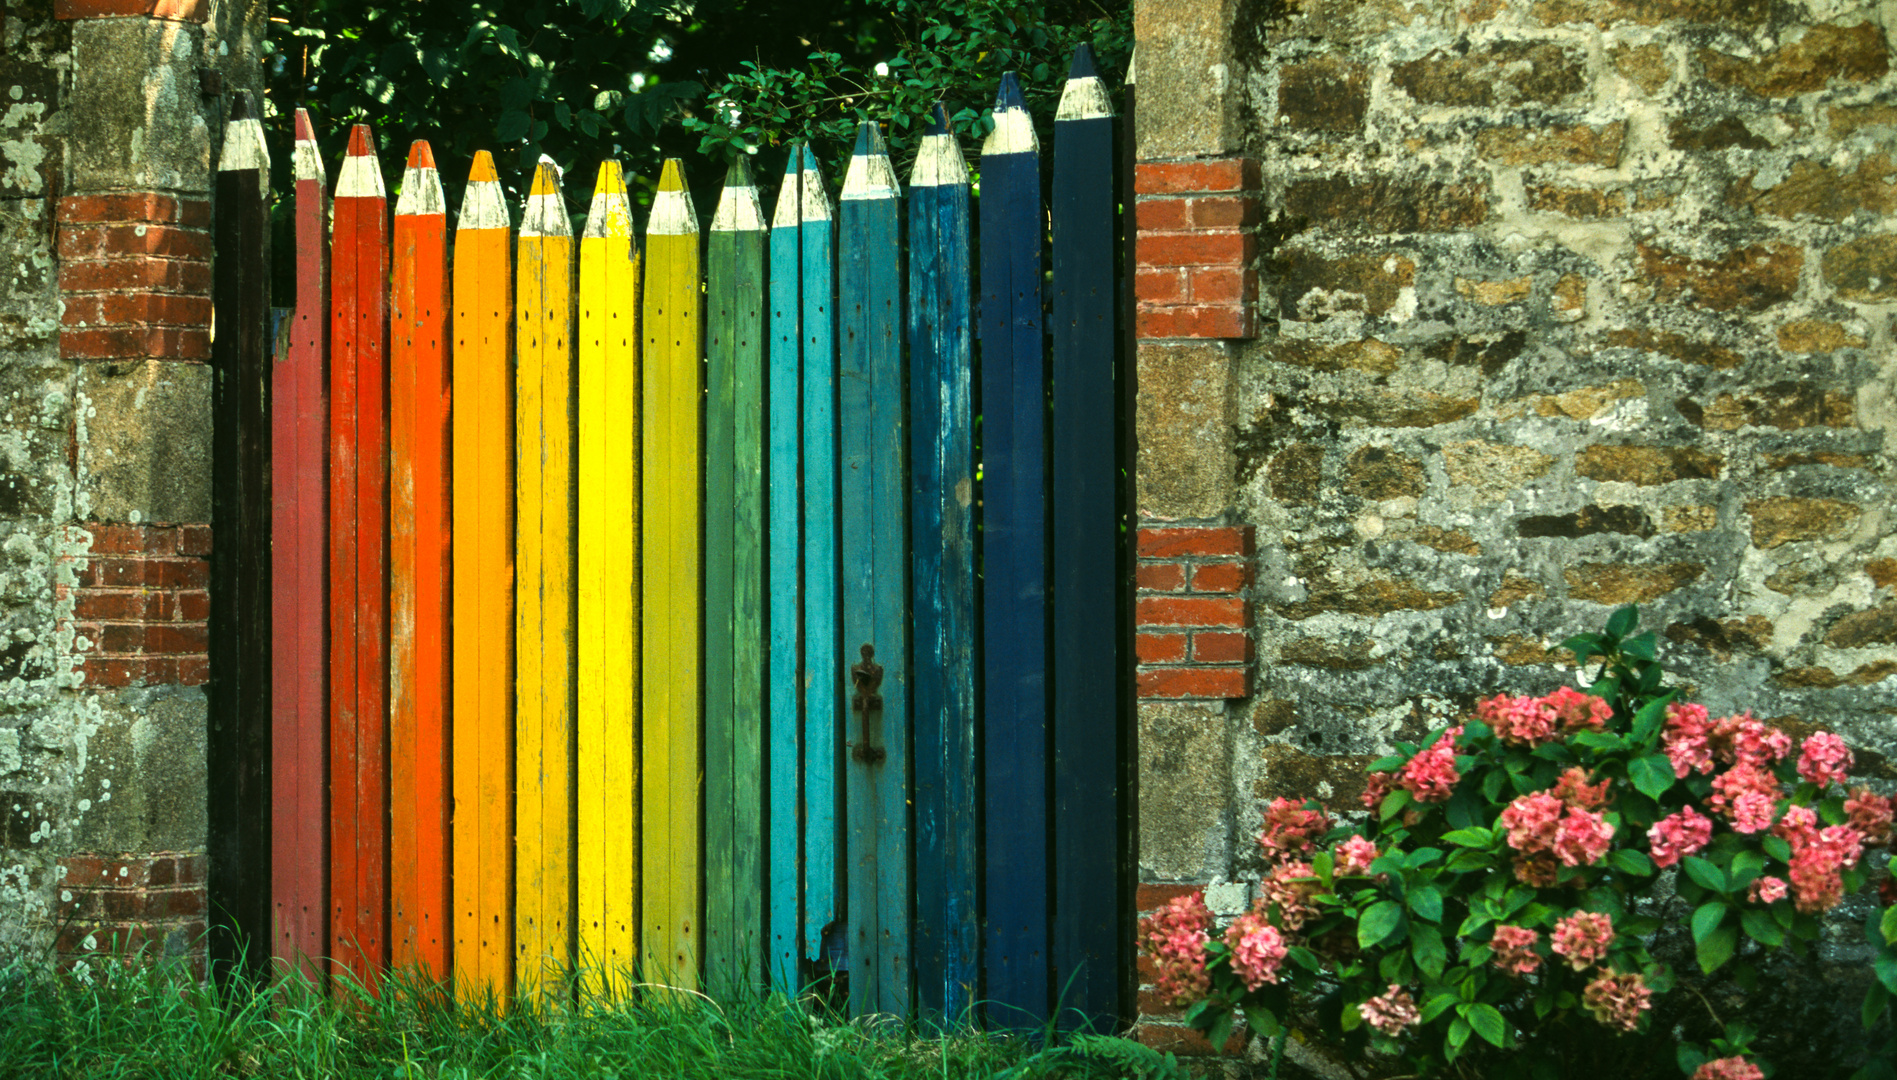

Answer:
[1139,607,1897,1079]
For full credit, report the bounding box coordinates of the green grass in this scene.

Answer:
[0,952,1187,1080]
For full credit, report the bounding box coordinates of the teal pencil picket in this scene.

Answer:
[908,106,977,1021]
[839,120,909,1017]
[1049,44,1123,1031]
[706,159,767,997]
[978,72,1051,1027]
[799,145,841,974]
[766,151,804,993]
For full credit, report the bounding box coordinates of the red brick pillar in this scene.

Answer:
[1135,526,1254,700]
[1134,157,1261,340]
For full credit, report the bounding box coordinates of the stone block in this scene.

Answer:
[1476,122,1624,167]
[1737,153,1897,222]
[1277,56,1367,133]
[1134,0,1237,158]
[1603,328,1741,369]
[1137,343,1236,519]
[1639,242,1802,312]
[1575,444,1722,485]
[1700,23,1888,99]
[1746,496,1861,548]
[1823,234,1897,301]
[1285,176,1489,234]
[1532,0,1770,27]
[1670,116,1771,151]
[77,360,212,524]
[69,19,212,193]
[1344,445,1424,499]
[1826,604,1897,648]
[1517,504,1655,538]
[1253,743,1376,806]
[1684,381,1855,431]
[1564,561,1703,603]
[1139,701,1231,880]
[1777,320,1867,353]
[1443,441,1555,499]
[1268,443,1323,506]
[1392,41,1588,108]
[1276,249,1414,320]
[1312,391,1479,428]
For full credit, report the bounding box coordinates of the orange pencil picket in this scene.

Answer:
[330,123,389,990]
[390,140,451,979]
[452,151,514,996]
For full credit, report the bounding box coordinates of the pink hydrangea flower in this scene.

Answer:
[1138,892,1213,1006]
[1335,835,1380,877]
[1709,765,1780,833]
[1663,702,1715,778]
[1692,1058,1765,1080]
[1797,732,1854,789]
[1819,824,1864,869]
[1789,848,1846,914]
[1648,806,1713,869]
[1361,769,1397,811]
[1500,791,1564,854]
[1513,852,1559,887]
[1258,797,1331,865]
[1550,910,1615,971]
[1713,713,1791,769]
[1552,767,1612,810]
[1772,804,1819,849]
[1477,693,1558,747]
[1583,970,1651,1033]
[1845,787,1894,845]
[1223,908,1288,992]
[1748,875,1788,905]
[1259,860,1321,931]
[1545,685,1611,734]
[1358,984,1420,1036]
[1554,807,1614,867]
[1490,924,1541,977]
[1399,727,1463,804]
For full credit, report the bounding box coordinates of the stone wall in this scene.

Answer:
[0,0,262,972]
[1133,0,1897,1058]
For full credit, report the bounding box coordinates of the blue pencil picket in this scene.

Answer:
[766,149,805,994]
[1049,44,1123,1032]
[798,145,842,977]
[907,105,978,1021]
[979,72,1051,1028]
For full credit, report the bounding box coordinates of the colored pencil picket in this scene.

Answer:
[329,124,390,990]
[706,159,767,998]
[389,140,452,981]
[209,100,272,981]
[577,160,641,988]
[451,150,514,996]
[839,120,909,1018]
[272,108,326,977]
[1049,45,1123,1029]
[798,145,841,979]
[765,151,803,994]
[978,73,1051,1026]
[515,158,577,995]
[907,106,977,1021]
[642,159,703,991]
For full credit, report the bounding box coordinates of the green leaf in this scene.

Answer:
[1864,981,1890,1030]
[1442,827,1495,848]
[1447,849,1494,873]
[1741,908,1784,948]
[1621,632,1657,662]
[1409,886,1444,923]
[1467,1003,1507,1047]
[1244,1004,1283,1039]
[1339,1002,1362,1033]
[1762,835,1792,863]
[1206,1011,1234,1053]
[1562,633,1604,662]
[1448,1016,1472,1050]
[1683,856,1727,893]
[1359,901,1404,950]
[1421,991,1458,1023]
[1698,925,1739,974]
[1609,849,1655,876]
[1412,922,1447,978]
[1882,906,1897,946]
[1368,756,1406,772]
[1606,604,1638,640]
[1481,768,1506,802]
[1628,754,1676,798]
[1380,788,1413,821]
[1729,850,1765,889]
[1878,954,1897,994]
[1691,901,1727,944]
[1631,693,1673,745]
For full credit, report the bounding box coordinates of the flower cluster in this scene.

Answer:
[1359,984,1419,1036]
[1661,705,1793,780]
[1550,910,1615,971]
[1498,787,1613,881]
[1474,687,1610,748]
[1259,860,1321,930]
[1798,731,1854,788]
[1490,924,1541,977]
[1582,970,1651,1033]
[1692,1059,1765,1080]
[1136,892,1212,1006]
[1846,787,1895,845]
[1647,806,1713,869]
[1398,726,1463,804]
[1335,835,1380,877]
[1224,908,1288,992]
[1258,797,1330,864]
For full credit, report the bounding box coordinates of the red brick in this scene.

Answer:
[146,887,205,918]
[146,857,175,886]
[174,855,205,885]
[60,258,212,295]
[61,326,211,360]
[1138,526,1254,558]
[1137,229,1254,269]
[57,193,182,224]
[178,201,211,228]
[1138,596,1246,628]
[1136,561,1186,591]
[62,292,212,328]
[95,622,147,653]
[55,0,210,21]
[1137,666,1249,699]
[1135,268,1187,304]
[176,655,209,685]
[1138,988,1186,1019]
[1136,632,1189,664]
[1135,158,1258,196]
[1136,308,1183,339]
[1187,195,1259,228]
[1187,266,1252,305]
[73,590,150,620]
[1192,631,1253,663]
[59,855,113,889]
[146,623,208,655]
[1189,561,1249,593]
[179,526,213,556]
[1133,1022,1249,1057]
[1134,198,1188,230]
[173,590,210,621]
[87,524,174,555]
[1135,883,1200,912]
[58,224,212,261]
[152,557,209,589]
[1138,304,1255,341]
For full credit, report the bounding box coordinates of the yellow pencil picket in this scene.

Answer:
[641,159,702,990]
[516,157,575,995]
[578,161,641,989]
[452,150,513,997]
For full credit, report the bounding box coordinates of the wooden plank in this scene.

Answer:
[765,150,803,994]
[452,150,514,997]
[1049,45,1122,1030]
[977,73,1050,1027]
[839,120,909,1018]
[797,145,841,978]
[329,123,390,991]
[516,157,576,995]
[390,140,453,982]
[273,107,327,979]
[641,159,702,991]
[906,106,978,1021]
[209,101,272,981]
[577,160,641,991]
[705,159,767,998]
[1116,52,1141,1031]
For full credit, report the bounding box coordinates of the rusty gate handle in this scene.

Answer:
[850,642,886,764]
